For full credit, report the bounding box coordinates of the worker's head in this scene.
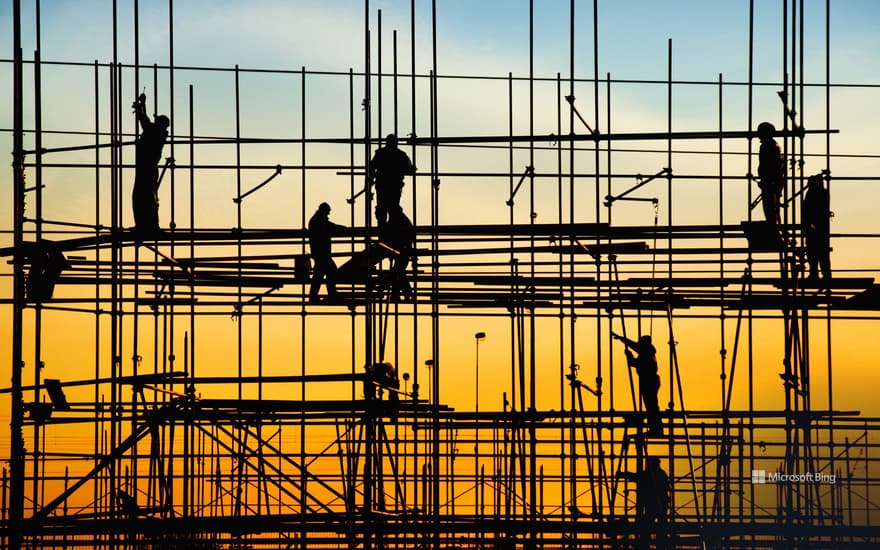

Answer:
[385,133,398,148]
[808,173,824,189]
[638,334,652,346]
[648,456,661,469]
[757,121,775,140]
[318,202,331,215]
[155,115,170,130]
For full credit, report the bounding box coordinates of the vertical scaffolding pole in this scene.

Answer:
[527,0,538,535]
[567,0,577,532]
[10,0,26,546]
[186,82,195,519]
[131,0,141,510]
[746,0,757,534]
[31,0,44,520]
[430,0,441,543]
[591,0,605,522]
[665,37,676,516]
[555,70,566,524]
[717,71,731,526]
[408,0,420,515]
[300,64,309,548]
[92,57,102,531]
[109,0,122,532]
[824,0,835,521]
[362,4,375,547]
[234,63,242,403]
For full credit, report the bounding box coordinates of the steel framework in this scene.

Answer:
[4,0,880,548]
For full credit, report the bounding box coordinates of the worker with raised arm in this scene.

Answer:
[132,93,169,239]
[612,332,663,436]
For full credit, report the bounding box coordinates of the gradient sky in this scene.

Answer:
[2,0,880,452]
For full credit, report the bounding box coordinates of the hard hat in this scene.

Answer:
[757,121,775,137]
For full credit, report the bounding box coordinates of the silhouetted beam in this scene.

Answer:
[23,127,834,156]
[59,275,284,288]
[842,284,880,309]
[0,371,188,395]
[400,127,831,145]
[426,222,610,237]
[458,275,596,286]
[4,223,803,258]
[621,277,734,288]
[134,297,197,307]
[195,398,450,414]
[448,300,558,309]
[558,242,649,256]
[774,277,874,289]
[722,294,848,310]
[619,277,872,290]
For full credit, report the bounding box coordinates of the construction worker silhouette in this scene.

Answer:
[369,133,414,227]
[380,206,416,301]
[613,332,663,436]
[308,202,345,303]
[757,121,784,226]
[132,93,169,239]
[802,173,832,281]
[24,241,69,303]
[619,456,670,549]
[620,456,669,522]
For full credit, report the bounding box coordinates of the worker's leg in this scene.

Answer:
[641,379,662,434]
[761,195,773,224]
[310,260,327,302]
[819,235,832,280]
[325,259,338,296]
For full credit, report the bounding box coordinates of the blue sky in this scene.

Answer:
[5,1,880,78]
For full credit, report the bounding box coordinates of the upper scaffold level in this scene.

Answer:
[6,221,876,313]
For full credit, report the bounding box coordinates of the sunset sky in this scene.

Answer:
[2,0,880,473]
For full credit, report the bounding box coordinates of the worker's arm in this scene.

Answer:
[616,471,638,482]
[133,94,152,131]
[611,332,637,350]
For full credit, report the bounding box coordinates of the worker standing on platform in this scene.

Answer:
[308,202,345,303]
[132,93,169,239]
[369,134,414,227]
[619,456,670,548]
[612,332,663,436]
[757,121,784,226]
[381,206,416,301]
[802,173,832,281]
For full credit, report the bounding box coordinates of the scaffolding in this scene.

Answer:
[4,0,880,548]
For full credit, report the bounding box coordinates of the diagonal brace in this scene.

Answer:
[233,164,283,204]
[564,95,596,134]
[605,167,670,206]
[506,165,535,207]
